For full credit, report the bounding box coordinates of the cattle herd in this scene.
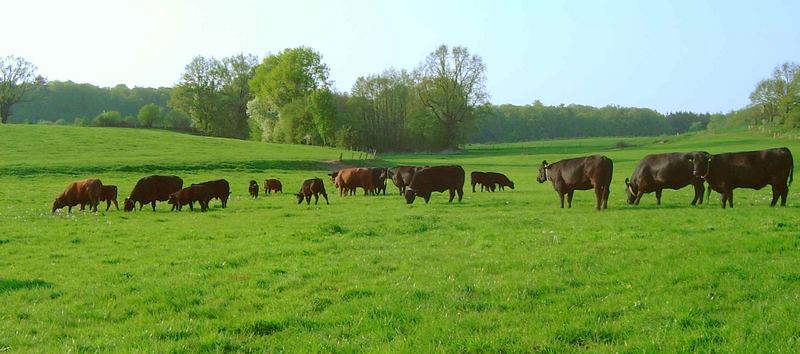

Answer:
[51,147,793,214]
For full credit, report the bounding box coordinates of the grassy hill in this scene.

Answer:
[1,125,799,352]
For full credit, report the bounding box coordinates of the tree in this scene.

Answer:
[137,103,161,128]
[216,54,258,139]
[248,47,331,144]
[93,111,122,127]
[170,56,221,134]
[749,62,800,125]
[415,45,488,149]
[0,56,42,123]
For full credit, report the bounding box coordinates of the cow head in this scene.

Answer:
[404,189,417,204]
[507,180,515,190]
[688,152,712,178]
[167,193,177,206]
[536,161,549,183]
[379,168,388,180]
[624,178,637,204]
[296,193,304,204]
[328,171,339,184]
[52,197,65,214]
[123,198,135,212]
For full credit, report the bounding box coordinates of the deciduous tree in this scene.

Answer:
[0,56,43,123]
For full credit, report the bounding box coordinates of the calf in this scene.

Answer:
[537,155,613,210]
[263,179,282,194]
[370,167,388,195]
[249,180,259,199]
[168,185,211,212]
[405,165,465,204]
[701,147,793,208]
[297,178,329,205]
[625,152,709,205]
[53,178,103,213]
[81,185,119,211]
[472,171,514,192]
[334,168,374,196]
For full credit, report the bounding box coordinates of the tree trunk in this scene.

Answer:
[0,103,10,124]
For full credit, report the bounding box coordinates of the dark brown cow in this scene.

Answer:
[81,185,119,211]
[536,155,613,210]
[701,147,793,208]
[334,168,374,196]
[52,178,103,213]
[249,180,259,199]
[369,168,388,195]
[124,175,183,212]
[388,166,422,195]
[625,152,709,205]
[263,179,283,194]
[191,179,230,208]
[404,165,465,204]
[297,178,329,205]
[168,185,211,212]
[471,171,514,192]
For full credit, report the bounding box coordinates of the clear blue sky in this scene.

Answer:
[5,0,799,113]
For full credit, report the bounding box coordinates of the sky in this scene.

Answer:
[5,0,799,113]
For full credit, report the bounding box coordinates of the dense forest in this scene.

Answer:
[2,52,797,151]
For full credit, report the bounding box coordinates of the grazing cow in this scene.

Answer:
[536,155,613,210]
[249,180,259,199]
[124,175,183,212]
[263,179,283,194]
[404,165,465,204]
[625,152,709,205]
[52,178,103,213]
[701,147,793,208]
[334,168,375,196]
[472,171,514,192]
[81,185,119,211]
[370,167,388,195]
[191,179,230,208]
[297,178,329,205]
[388,166,422,195]
[168,185,211,212]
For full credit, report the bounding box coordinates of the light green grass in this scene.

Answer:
[1,125,799,352]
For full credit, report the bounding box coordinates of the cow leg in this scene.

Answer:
[323,192,329,204]
[448,189,455,202]
[559,193,565,208]
[594,186,603,210]
[634,192,643,205]
[222,196,228,208]
[567,191,574,208]
[692,183,704,205]
[655,189,662,205]
[472,182,476,193]
[603,186,610,209]
[781,185,789,206]
[457,188,464,202]
[68,205,73,213]
[80,203,86,211]
[314,193,319,204]
[113,199,119,210]
[728,190,734,208]
[151,201,156,211]
[720,190,728,209]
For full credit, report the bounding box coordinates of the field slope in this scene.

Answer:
[1,125,799,352]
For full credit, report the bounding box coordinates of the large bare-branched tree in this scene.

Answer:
[416,45,487,149]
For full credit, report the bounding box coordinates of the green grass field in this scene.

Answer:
[1,124,799,352]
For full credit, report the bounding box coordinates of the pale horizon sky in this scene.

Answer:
[5,0,799,113]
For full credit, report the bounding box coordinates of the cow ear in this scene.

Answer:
[542,160,548,167]
[625,178,630,185]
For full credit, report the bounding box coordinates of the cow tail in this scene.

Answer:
[788,148,794,186]
[706,182,712,203]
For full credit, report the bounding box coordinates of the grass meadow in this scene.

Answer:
[1,124,799,352]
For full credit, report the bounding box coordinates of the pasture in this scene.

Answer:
[1,125,799,352]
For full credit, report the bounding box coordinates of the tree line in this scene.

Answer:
[2,53,796,151]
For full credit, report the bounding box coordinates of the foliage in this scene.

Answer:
[0,55,42,123]
[749,62,800,125]
[137,103,161,128]
[92,110,122,127]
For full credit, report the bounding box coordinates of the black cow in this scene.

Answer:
[536,155,613,210]
[472,171,514,192]
[404,165,465,204]
[124,175,183,212]
[625,151,709,205]
[701,147,793,208]
[297,178,329,205]
[191,179,230,208]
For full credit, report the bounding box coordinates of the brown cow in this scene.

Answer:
[625,152,709,205]
[471,171,515,192]
[369,167,388,195]
[168,185,211,212]
[248,180,259,199]
[297,178,329,205]
[81,185,119,211]
[191,179,230,208]
[124,175,183,212]
[536,155,613,210]
[388,166,422,195]
[701,147,793,208]
[404,166,465,204]
[334,168,374,196]
[53,178,103,213]
[263,179,283,194]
